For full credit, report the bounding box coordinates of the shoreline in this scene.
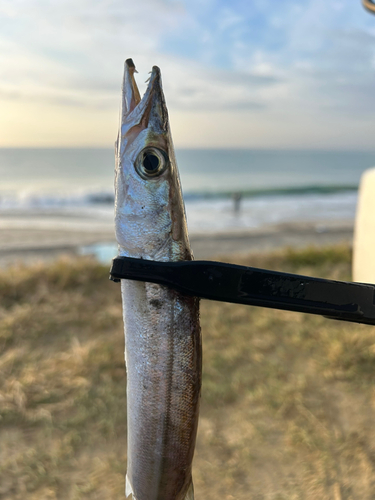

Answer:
[0,221,354,267]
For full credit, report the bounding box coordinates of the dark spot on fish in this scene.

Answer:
[149,299,162,309]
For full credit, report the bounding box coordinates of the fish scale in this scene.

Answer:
[115,59,201,500]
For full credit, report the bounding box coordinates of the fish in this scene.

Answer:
[114,58,202,500]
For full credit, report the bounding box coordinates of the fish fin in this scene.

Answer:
[125,474,137,500]
[183,481,194,500]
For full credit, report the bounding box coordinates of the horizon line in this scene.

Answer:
[2,146,375,153]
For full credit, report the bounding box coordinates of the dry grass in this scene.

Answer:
[1,245,375,499]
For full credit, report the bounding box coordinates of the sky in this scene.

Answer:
[1,0,375,149]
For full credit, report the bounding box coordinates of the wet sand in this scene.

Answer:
[191,222,353,259]
[0,221,354,266]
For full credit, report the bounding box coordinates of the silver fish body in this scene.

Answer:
[114,59,201,500]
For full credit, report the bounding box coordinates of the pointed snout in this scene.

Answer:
[121,60,167,133]
[121,58,141,117]
[143,66,168,132]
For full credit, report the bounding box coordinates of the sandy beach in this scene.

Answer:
[0,216,354,266]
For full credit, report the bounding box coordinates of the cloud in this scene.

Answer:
[1,0,375,147]
[0,0,186,110]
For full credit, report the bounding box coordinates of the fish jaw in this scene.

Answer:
[115,60,191,262]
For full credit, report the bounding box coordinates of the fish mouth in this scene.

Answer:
[121,58,163,121]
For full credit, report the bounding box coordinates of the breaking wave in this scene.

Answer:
[0,184,358,210]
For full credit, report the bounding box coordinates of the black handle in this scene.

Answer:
[110,256,375,326]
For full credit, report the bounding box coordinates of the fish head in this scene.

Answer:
[115,59,191,262]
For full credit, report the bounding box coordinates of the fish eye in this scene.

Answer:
[135,147,168,179]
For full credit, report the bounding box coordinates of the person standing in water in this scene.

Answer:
[232,192,242,213]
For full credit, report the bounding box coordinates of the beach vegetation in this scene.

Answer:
[1,245,374,499]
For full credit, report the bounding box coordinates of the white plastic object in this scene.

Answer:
[353,167,375,284]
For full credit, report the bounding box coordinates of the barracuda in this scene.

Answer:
[114,59,202,500]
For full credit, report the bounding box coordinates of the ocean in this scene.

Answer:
[0,147,374,235]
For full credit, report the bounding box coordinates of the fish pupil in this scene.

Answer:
[135,147,168,179]
[143,153,160,172]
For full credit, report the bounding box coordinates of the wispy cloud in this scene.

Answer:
[1,0,375,147]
